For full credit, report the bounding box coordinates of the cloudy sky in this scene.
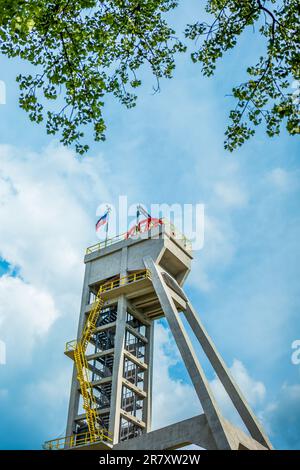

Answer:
[0,1,299,450]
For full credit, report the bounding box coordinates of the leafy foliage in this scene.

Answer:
[185,0,300,151]
[0,0,185,154]
[0,0,299,153]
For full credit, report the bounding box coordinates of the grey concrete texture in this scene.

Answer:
[85,225,192,286]
[65,229,271,451]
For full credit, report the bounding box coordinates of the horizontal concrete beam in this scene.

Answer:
[126,324,148,344]
[126,300,152,326]
[113,414,268,451]
[91,376,112,387]
[77,375,112,391]
[75,407,110,421]
[113,414,216,450]
[119,409,146,429]
[86,348,114,361]
[122,378,147,399]
[123,349,148,370]
[84,298,117,313]
[94,321,116,334]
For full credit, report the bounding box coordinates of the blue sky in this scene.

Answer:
[0,1,300,450]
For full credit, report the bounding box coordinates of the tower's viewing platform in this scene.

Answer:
[83,220,192,322]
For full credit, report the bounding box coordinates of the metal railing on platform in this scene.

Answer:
[86,232,127,254]
[86,218,192,255]
[43,429,112,450]
[99,269,151,293]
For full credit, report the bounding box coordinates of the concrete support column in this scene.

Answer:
[109,295,127,444]
[120,247,128,277]
[144,256,232,450]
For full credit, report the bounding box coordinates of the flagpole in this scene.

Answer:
[105,206,111,247]
[136,205,140,233]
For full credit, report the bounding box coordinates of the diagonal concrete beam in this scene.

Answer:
[144,257,233,450]
[184,301,272,450]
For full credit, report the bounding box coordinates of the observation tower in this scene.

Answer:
[44,216,272,450]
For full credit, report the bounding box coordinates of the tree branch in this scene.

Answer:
[256,0,279,41]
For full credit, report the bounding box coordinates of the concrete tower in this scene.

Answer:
[44,220,272,450]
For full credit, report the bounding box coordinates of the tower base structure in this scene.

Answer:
[114,415,268,451]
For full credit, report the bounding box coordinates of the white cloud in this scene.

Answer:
[152,322,200,430]
[210,359,265,408]
[188,214,236,291]
[262,382,300,449]
[214,182,248,208]
[231,359,266,405]
[0,275,58,363]
[266,167,298,192]
[0,143,112,296]
[209,359,266,429]
[0,389,8,399]
[22,368,71,437]
[184,153,248,292]
[203,215,236,267]
[0,143,115,364]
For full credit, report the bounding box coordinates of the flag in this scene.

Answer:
[96,211,109,232]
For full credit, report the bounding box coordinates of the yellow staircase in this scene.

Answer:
[67,271,151,444]
[71,293,106,443]
[44,270,151,449]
